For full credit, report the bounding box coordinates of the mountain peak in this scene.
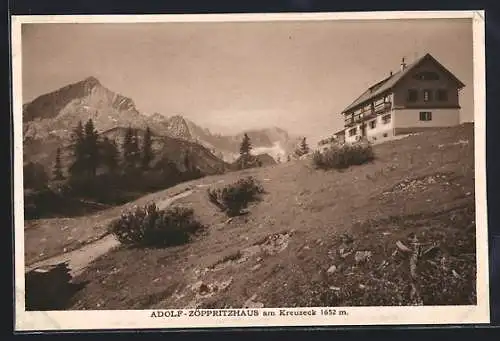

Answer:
[79,76,101,89]
[169,114,186,122]
[23,75,139,124]
[82,76,101,86]
[164,114,192,140]
[149,112,166,121]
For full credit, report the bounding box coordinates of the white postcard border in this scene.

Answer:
[12,10,489,331]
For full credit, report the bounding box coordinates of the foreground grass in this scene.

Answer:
[43,124,475,309]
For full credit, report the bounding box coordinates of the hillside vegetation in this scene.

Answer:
[27,124,476,309]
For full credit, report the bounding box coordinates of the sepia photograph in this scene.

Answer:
[12,11,488,330]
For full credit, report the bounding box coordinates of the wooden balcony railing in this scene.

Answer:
[343,101,392,128]
[345,119,355,127]
[374,101,392,114]
[359,102,392,119]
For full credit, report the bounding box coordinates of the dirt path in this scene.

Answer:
[156,189,194,210]
[25,189,195,277]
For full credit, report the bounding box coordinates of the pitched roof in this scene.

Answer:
[341,53,465,114]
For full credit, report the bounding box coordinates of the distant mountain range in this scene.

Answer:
[22,77,302,172]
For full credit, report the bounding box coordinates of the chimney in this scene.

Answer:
[400,57,407,71]
[390,71,393,76]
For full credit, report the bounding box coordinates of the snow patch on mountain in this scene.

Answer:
[252,142,286,162]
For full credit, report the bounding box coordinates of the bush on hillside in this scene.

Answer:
[24,187,74,220]
[109,203,204,247]
[312,141,375,170]
[24,187,59,220]
[64,160,203,205]
[24,162,49,190]
[207,176,265,217]
[232,155,264,171]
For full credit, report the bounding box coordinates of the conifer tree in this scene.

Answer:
[300,137,310,155]
[84,119,99,177]
[68,120,85,178]
[24,162,49,190]
[74,120,84,141]
[141,126,153,170]
[101,137,119,174]
[52,147,64,180]
[240,133,252,155]
[183,150,191,173]
[131,130,141,168]
[294,137,310,158]
[239,133,252,169]
[122,126,135,172]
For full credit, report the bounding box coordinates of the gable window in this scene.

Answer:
[382,114,391,124]
[423,89,433,102]
[407,89,418,102]
[419,111,432,121]
[348,128,357,136]
[437,89,448,101]
[369,120,376,129]
[413,71,440,81]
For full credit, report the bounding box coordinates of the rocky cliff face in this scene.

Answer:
[158,115,193,140]
[99,127,228,175]
[148,115,300,163]
[23,77,148,142]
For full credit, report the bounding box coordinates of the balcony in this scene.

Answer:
[359,101,392,119]
[374,101,392,114]
[345,119,355,127]
[344,101,391,128]
[360,111,376,120]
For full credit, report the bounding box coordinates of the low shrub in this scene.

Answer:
[312,141,375,170]
[23,187,91,220]
[207,176,265,217]
[109,203,204,247]
[24,162,49,190]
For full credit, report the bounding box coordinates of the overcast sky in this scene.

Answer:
[22,18,474,143]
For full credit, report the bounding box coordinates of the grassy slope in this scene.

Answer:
[61,124,474,309]
[24,184,196,266]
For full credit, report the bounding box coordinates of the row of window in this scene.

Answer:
[345,109,391,126]
[407,89,448,102]
[347,114,391,136]
[352,99,391,117]
[347,112,432,137]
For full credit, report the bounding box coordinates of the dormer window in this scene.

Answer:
[413,71,440,81]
